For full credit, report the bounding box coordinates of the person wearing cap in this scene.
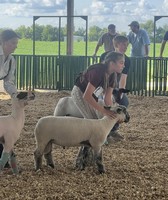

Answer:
[159,31,168,57]
[93,24,119,57]
[127,21,150,57]
[0,29,20,168]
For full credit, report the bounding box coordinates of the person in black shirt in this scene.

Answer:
[102,35,130,142]
[72,51,125,119]
[72,51,125,168]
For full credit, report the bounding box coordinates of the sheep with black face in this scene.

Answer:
[0,91,35,174]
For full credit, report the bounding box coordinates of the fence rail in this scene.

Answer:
[14,55,168,96]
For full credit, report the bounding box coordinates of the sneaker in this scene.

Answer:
[108,131,124,142]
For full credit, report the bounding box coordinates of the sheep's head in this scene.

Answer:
[16,91,35,106]
[104,105,130,123]
[113,88,130,103]
[115,105,130,123]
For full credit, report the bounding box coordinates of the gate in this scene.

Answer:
[14,55,168,97]
[153,58,168,96]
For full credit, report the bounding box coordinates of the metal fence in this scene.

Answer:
[14,55,168,96]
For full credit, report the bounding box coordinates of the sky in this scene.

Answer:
[0,0,168,33]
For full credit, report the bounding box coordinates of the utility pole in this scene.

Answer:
[67,0,74,55]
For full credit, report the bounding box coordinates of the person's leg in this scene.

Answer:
[9,151,19,174]
[0,144,3,156]
[0,144,10,168]
[0,152,10,171]
[120,93,129,108]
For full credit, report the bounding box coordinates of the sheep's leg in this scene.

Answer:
[44,141,54,169]
[0,152,10,172]
[9,151,19,174]
[83,147,93,167]
[34,149,43,171]
[93,147,105,174]
[44,152,54,168]
[76,146,93,170]
[75,146,85,170]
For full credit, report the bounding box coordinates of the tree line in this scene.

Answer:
[0,20,167,42]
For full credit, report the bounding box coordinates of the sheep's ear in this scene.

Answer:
[104,106,111,110]
[17,92,28,100]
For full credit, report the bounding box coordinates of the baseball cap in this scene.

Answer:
[128,21,139,27]
[108,24,116,29]
[0,29,20,42]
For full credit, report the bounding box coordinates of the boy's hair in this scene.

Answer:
[104,51,124,64]
[113,35,128,48]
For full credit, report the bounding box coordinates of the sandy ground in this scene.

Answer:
[0,90,168,200]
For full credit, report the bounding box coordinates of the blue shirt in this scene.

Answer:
[127,29,150,57]
[163,31,168,41]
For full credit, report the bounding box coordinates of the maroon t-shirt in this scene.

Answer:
[75,63,117,93]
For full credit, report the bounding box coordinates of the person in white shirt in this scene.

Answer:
[0,29,20,168]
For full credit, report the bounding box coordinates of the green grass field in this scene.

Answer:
[15,39,165,57]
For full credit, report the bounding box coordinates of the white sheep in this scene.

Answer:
[34,105,130,174]
[54,96,83,118]
[54,88,130,118]
[0,91,35,174]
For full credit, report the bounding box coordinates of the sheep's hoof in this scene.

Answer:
[75,162,85,171]
[98,167,105,174]
[35,167,42,172]
[99,170,105,174]
[47,164,55,169]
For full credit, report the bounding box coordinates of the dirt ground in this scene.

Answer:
[0,91,168,200]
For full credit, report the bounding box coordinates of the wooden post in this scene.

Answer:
[67,0,74,55]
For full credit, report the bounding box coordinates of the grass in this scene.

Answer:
[15,39,165,57]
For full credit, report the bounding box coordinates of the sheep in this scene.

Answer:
[54,88,129,118]
[0,91,35,174]
[34,105,130,174]
[54,96,83,118]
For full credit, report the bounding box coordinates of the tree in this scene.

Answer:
[42,25,55,41]
[88,26,102,41]
[74,27,85,37]
[15,25,27,38]
[34,24,44,41]
[119,32,127,37]
[155,27,165,43]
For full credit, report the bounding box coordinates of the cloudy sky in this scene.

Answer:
[0,0,168,33]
